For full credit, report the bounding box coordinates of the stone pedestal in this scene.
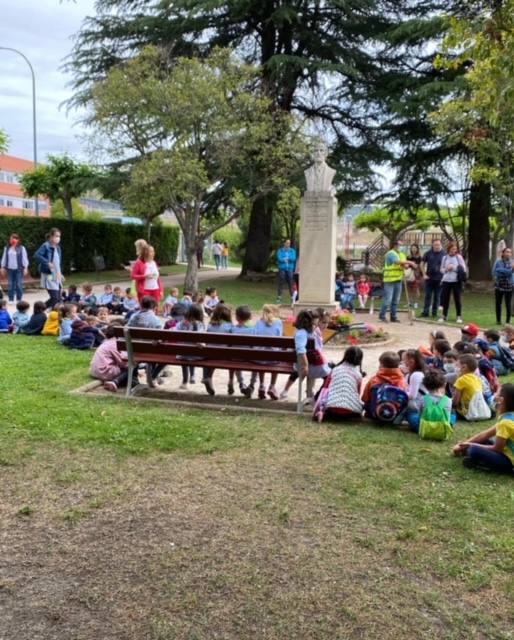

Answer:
[293,191,339,316]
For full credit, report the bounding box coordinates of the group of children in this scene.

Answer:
[310,322,514,474]
[335,273,371,311]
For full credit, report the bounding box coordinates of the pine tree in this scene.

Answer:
[67,1,464,271]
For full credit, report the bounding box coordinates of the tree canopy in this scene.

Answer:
[20,155,97,221]
[90,47,310,290]
[0,129,8,154]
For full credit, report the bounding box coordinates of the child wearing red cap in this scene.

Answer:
[461,323,479,342]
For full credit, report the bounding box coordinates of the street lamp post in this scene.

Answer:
[0,46,39,216]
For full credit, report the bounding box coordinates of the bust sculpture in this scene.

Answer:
[304,140,336,194]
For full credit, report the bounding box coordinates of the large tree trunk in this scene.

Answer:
[468,181,492,280]
[184,240,199,293]
[64,196,73,221]
[241,197,273,274]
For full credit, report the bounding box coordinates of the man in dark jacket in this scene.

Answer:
[421,239,446,318]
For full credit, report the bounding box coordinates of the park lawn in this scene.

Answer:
[1,336,514,639]
[198,275,279,310]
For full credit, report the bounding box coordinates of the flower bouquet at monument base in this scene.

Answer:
[327,319,388,346]
[328,310,353,330]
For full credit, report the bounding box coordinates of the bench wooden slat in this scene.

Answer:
[113,326,295,349]
[126,353,294,373]
[117,340,296,363]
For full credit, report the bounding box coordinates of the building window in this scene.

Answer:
[0,198,4,206]
[6,199,13,207]
[22,200,33,210]
[39,202,48,211]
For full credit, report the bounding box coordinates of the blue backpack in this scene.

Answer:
[366,384,409,423]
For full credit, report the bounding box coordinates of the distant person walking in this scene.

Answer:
[439,242,467,324]
[276,239,297,303]
[492,247,514,324]
[1,233,29,302]
[421,239,445,319]
[379,239,415,323]
[212,240,223,270]
[221,242,229,269]
[34,227,64,309]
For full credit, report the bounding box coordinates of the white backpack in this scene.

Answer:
[466,391,492,421]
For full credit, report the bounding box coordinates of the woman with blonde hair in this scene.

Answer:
[131,244,163,304]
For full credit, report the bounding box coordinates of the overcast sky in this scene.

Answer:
[0,0,97,161]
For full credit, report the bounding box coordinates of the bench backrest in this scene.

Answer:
[113,326,308,364]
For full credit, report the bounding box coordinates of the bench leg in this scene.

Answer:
[126,366,134,398]
[297,375,303,413]
[146,364,156,388]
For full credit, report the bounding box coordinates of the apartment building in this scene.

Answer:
[0,155,50,216]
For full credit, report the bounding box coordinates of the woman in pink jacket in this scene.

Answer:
[90,321,132,392]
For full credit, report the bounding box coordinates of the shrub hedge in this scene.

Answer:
[0,216,179,274]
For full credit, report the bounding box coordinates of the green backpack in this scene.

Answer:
[419,396,453,441]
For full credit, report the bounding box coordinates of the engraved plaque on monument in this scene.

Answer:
[293,141,339,315]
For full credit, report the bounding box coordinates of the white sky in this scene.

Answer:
[0,0,96,161]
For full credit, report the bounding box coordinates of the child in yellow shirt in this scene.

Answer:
[452,354,490,420]
[453,383,514,473]
[42,303,62,336]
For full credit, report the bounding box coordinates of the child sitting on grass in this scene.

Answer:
[69,315,105,349]
[313,346,365,421]
[453,383,514,473]
[409,369,453,433]
[20,301,47,336]
[203,287,220,316]
[98,284,114,309]
[111,286,125,314]
[0,299,12,333]
[361,351,407,407]
[163,287,179,316]
[453,354,491,421]
[122,287,139,317]
[58,303,78,345]
[483,329,510,376]
[62,284,80,304]
[42,303,62,336]
[79,283,97,313]
[127,296,162,329]
[12,300,30,334]
[90,320,131,392]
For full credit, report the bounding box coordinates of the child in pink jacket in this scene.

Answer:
[90,321,131,392]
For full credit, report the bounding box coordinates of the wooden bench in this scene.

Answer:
[113,326,312,412]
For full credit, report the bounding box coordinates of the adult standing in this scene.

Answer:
[276,239,297,303]
[406,243,423,309]
[0,233,29,302]
[131,244,163,305]
[196,238,204,269]
[212,240,223,270]
[421,239,446,319]
[221,242,229,269]
[379,239,415,323]
[34,228,63,309]
[439,242,467,324]
[492,247,514,324]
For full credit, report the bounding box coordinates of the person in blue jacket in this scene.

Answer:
[492,247,514,324]
[276,239,297,303]
[34,227,64,309]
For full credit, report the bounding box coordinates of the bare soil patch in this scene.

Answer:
[1,441,511,640]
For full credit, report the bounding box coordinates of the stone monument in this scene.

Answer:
[293,140,339,315]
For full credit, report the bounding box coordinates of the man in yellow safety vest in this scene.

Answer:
[379,239,416,323]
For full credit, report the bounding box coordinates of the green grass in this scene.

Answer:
[403,290,505,329]
[1,324,514,638]
[199,275,278,310]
